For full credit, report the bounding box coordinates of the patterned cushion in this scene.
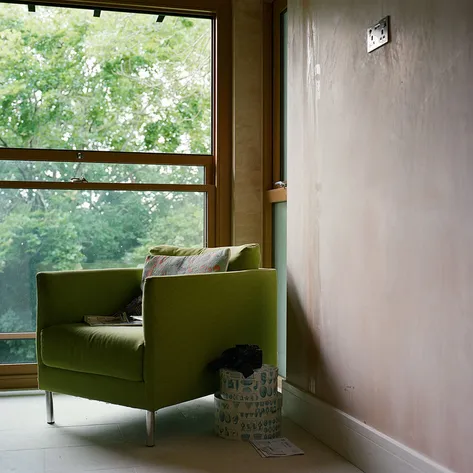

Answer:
[148,244,261,271]
[141,248,231,290]
[112,294,142,319]
[112,249,231,319]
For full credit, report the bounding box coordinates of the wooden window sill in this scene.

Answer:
[267,188,287,203]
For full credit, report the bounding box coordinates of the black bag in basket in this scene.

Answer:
[208,344,263,378]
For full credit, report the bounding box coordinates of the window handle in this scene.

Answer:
[274,181,287,189]
[70,177,88,183]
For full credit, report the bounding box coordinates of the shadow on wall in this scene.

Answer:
[286,270,343,409]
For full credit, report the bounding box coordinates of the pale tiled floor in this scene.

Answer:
[0,391,362,473]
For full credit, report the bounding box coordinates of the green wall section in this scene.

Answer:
[273,202,287,377]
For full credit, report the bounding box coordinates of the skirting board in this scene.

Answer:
[282,381,456,473]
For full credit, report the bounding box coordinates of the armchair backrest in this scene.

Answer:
[148,243,261,271]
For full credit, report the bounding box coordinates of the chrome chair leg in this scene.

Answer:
[146,410,155,447]
[45,391,55,425]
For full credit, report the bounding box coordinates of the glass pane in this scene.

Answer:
[272,202,287,377]
[0,161,204,184]
[0,339,36,364]
[0,4,212,154]
[0,188,205,337]
[280,10,288,180]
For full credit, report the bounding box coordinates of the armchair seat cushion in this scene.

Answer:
[41,323,144,382]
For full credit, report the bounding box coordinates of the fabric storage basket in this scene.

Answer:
[214,392,282,441]
[219,364,278,402]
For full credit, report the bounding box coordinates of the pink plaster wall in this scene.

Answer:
[286,1,473,471]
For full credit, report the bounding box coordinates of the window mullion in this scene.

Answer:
[0,149,214,167]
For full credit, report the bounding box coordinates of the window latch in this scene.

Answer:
[70,177,88,183]
[274,181,287,189]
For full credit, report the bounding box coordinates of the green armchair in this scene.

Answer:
[36,247,276,446]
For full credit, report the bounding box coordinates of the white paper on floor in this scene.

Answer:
[250,437,305,458]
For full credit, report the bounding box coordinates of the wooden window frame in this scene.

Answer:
[263,0,287,267]
[271,0,287,190]
[0,0,232,389]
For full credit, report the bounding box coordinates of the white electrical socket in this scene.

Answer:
[367,16,390,53]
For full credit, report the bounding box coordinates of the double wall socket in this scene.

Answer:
[367,16,390,53]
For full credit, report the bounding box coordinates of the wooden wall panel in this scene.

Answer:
[286,1,473,472]
[232,0,265,248]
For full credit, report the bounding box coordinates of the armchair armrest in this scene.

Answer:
[36,268,142,331]
[142,269,277,409]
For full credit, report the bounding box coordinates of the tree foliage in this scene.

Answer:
[0,4,211,362]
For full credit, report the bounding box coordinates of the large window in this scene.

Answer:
[0,0,231,377]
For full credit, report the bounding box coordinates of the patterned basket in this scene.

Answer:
[214,392,282,441]
[219,364,278,402]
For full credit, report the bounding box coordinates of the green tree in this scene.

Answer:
[0,4,211,152]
